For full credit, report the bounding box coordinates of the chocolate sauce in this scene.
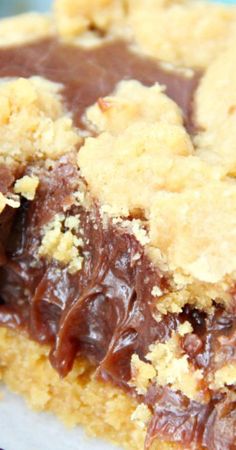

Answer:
[144,386,236,450]
[0,165,18,266]
[0,39,235,449]
[0,39,199,130]
[0,159,177,381]
[0,159,236,449]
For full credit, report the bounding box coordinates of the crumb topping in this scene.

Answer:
[121,219,150,246]
[0,193,6,214]
[146,333,203,401]
[85,80,182,134]
[0,77,80,169]
[131,404,152,430]
[78,79,236,293]
[195,46,236,175]
[14,175,39,201]
[131,323,203,401]
[154,272,232,315]
[0,192,20,214]
[126,0,236,68]
[53,0,236,68]
[151,286,163,298]
[0,2,236,311]
[39,213,84,274]
[1,1,236,70]
[0,193,20,213]
[0,13,53,47]
[178,321,192,336]
[130,355,156,395]
[54,0,125,38]
[211,364,236,390]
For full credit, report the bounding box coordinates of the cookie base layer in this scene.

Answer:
[0,328,176,450]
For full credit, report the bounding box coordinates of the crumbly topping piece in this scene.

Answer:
[152,272,234,315]
[80,119,216,213]
[0,77,80,169]
[195,46,236,175]
[0,192,20,214]
[0,2,235,69]
[79,80,236,289]
[86,80,182,134]
[131,324,203,401]
[54,0,125,38]
[126,0,236,68]
[131,404,152,430]
[151,286,163,298]
[149,184,236,284]
[39,213,83,274]
[154,284,214,315]
[130,355,156,395]
[14,175,39,201]
[0,193,6,214]
[211,364,236,390]
[0,13,53,47]
[146,333,203,401]
[121,219,150,246]
[53,0,236,68]
[79,84,194,216]
[178,321,192,336]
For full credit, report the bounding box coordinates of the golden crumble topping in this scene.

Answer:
[53,0,236,68]
[126,0,236,68]
[39,213,84,274]
[54,0,125,38]
[85,80,183,134]
[78,79,194,213]
[130,355,156,395]
[131,323,203,401]
[0,13,53,47]
[195,46,236,175]
[151,286,163,298]
[78,79,236,299]
[0,77,80,169]
[211,364,236,390]
[131,404,152,430]
[0,193,20,214]
[0,1,236,70]
[0,193,6,214]
[14,175,39,201]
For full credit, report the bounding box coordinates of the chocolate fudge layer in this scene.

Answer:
[0,1,236,450]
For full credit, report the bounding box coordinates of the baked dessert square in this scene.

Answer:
[0,1,236,449]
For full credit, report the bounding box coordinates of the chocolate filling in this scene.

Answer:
[0,39,235,449]
[0,39,199,130]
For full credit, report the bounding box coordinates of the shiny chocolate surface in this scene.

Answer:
[0,39,199,129]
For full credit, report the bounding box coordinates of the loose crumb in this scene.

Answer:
[14,175,39,200]
[39,213,84,274]
[131,404,151,430]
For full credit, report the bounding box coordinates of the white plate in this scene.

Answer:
[0,388,122,450]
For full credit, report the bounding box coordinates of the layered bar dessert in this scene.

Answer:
[0,1,236,449]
